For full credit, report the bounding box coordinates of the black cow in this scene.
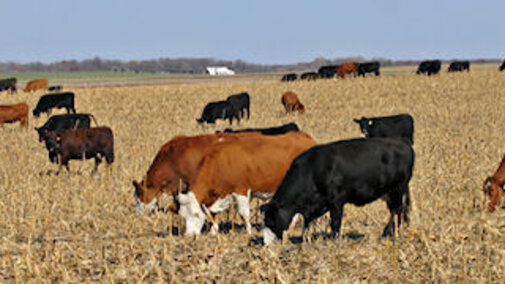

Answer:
[33,92,76,117]
[261,138,415,244]
[35,113,98,163]
[357,61,380,77]
[416,60,441,76]
[500,60,505,71]
[318,65,338,79]
[227,92,250,120]
[197,101,238,125]
[281,73,297,82]
[448,61,470,72]
[48,85,63,92]
[353,114,414,145]
[300,72,318,80]
[220,122,300,135]
[0,78,17,94]
[43,127,114,172]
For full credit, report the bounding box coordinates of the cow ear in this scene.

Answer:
[132,180,143,195]
[353,118,361,124]
[260,204,270,213]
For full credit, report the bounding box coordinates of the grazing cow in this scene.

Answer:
[416,60,441,76]
[197,101,239,125]
[227,92,250,120]
[337,62,358,78]
[357,61,380,77]
[35,113,97,163]
[33,92,76,117]
[318,65,339,79]
[0,78,17,94]
[499,60,504,71]
[221,123,300,135]
[176,132,317,236]
[48,85,63,92]
[24,78,49,93]
[261,138,415,245]
[43,127,114,172]
[281,91,305,114]
[132,132,261,212]
[448,61,470,72]
[353,114,414,145]
[281,73,297,82]
[0,103,29,128]
[483,153,505,212]
[300,72,318,80]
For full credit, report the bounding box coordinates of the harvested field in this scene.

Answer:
[1,68,505,282]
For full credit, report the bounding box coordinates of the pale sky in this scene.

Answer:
[1,0,503,64]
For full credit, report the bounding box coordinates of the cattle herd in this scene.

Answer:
[1,59,505,246]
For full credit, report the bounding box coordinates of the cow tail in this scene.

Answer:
[89,114,99,126]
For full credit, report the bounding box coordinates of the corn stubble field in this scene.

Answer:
[1,67,505,282]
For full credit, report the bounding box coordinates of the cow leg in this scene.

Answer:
[382,190,403,239]
[233,191,251,234]
[329,204,344,238]
[93,156,102,173]
[246,106,250,119]
[210,213,220,234]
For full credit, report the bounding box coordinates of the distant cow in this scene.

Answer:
[300,72,318,80]
[337,62,357,78]
[226,92,250,120]
[448,61,470,72]
[281,91,305,114]
[261,138,415,245]
[48,85,63,92]
[221,123,300,135]
[24,78,48,93]
[357,61,380,77]
[281,73,297,82]
[416,60,441,76]
[483,153,505,212]
[0,78,17,94]
[176,132,316,236]
[353,114,414,145]
[0,103,29,128]
[43,127,114,172]
[33,92,76,117]
[197,101,238,125]
[499,60,505,71]
[318,65,338,79]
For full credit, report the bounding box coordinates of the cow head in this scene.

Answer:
[296,103,305,114]
[353,117,372,136]
[260,202,292,245]
[132,180,159,213]
[32,109,41,118]
[483,176,505,212]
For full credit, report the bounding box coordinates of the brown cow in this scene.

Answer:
[0,103,29,128]
[176,132,316,236]
[281,91,305,114]
[132,132,261,212]
[337,62,357,79]
[44,127,114,173]
[24,78,48,93]
[483,153,505,212]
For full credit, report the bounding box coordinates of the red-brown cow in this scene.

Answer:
[337,62,357,79]
[176,132,317,236]
[281,91,305,114]
[24,78,48,93]
[483,153,505,212]
[0,103,29,128]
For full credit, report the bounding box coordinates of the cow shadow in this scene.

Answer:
[248,231,365,246]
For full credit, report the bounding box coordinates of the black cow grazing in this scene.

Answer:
[33,92,76,117]
[281,73,297,82]
[500,60,505,71]
[0,78,17,94]
[197,101,239,125]
[448,61,470,72]
[43,127,114,173]
[357,61,380,77]
[226,92,250,120]
[318,65,338,79]
[353,114,414,145]
[416,60,441,76]
[48,85,63,92]
[300,72,318,80]
[220,122,300,135]
[261,138,415,245]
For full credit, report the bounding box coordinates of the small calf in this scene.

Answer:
[281,91,305,114]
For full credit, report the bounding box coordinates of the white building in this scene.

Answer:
[205,66,236,76]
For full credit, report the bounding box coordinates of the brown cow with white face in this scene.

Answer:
[176,132,317,236]
[0,103,29,128]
